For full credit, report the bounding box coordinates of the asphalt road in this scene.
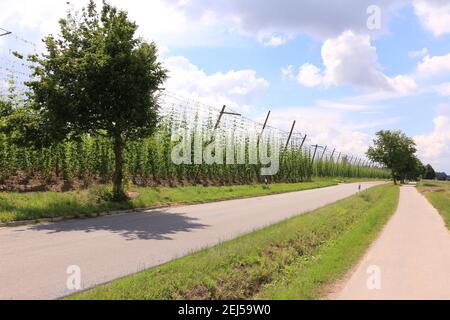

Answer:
[0,181,382,300]
[331,185,450,300]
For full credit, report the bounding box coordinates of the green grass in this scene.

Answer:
[0,179,370,223]
[69,183,399,300]
[418,180,450,230]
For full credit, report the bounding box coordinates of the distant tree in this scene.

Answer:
[436,172,448,181]
[424,164,437,180]
[28,0,167,200]
[404,156,425,181]
[367,130,418,184]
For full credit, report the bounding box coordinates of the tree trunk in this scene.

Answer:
[113,135,126,201]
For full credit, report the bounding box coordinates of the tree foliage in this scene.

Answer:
[27,0,167,199]
[0,97,12,119]
[367,130,422,184]
[436,172,448,181]
[424,164,437,180]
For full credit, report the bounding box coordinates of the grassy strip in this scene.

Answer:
[417,180,450,230]
[0,179,360,223]
[69,184,398,300]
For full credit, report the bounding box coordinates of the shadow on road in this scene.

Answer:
[28,210,208,241]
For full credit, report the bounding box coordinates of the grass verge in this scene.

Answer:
[68,183,398,300]
[0,179,365,223]
[417,180,450,230]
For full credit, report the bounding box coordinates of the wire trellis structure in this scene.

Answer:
[0,62,381,171]
[159,90,379,169]
[0,29,382,170]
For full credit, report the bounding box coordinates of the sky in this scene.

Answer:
[1,0,450,172]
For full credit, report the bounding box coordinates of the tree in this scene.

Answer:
[367,130,419,184]
[28,0,167,200]
[436,172,448,181]
[424,164,437,180]
[404,156,425,181]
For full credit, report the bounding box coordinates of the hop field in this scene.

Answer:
[0,93,389,192]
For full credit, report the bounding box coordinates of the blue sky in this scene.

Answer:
[1,0,450,172]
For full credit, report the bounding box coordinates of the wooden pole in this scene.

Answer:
[214,105,242,130]
[336,152,342,164]
[330,148,336,162]
[311,144,319,164]
[299,135,307,150]
[0,28,11,37]
[214,105,227,130]
[320,146,328,161]
[258,111,271,145]
[280,121,296,165]
[260,111,271,138]
[285,121,296,151]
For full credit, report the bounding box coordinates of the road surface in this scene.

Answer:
[0,182,382,300]
[331,184,450,300]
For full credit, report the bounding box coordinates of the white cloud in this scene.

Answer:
[436,83,450,96]
[316,100,382,111]
[164,56,269,114]
[415,107,450,172]
[1,0,448,51]
[164,56,269,96]
[352,117,400,130]
[386,75,418,94]
[295,31,417,94]
[0,0,230,50]
[109,0,230,47]
[417,52,450,76]
[0,0,64,35]
[2,0,446,51]
[166,0,398,42]
[413,0,450,37]
[342,89,424,105]
[281,65,295,81]
[297,63,324,88]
